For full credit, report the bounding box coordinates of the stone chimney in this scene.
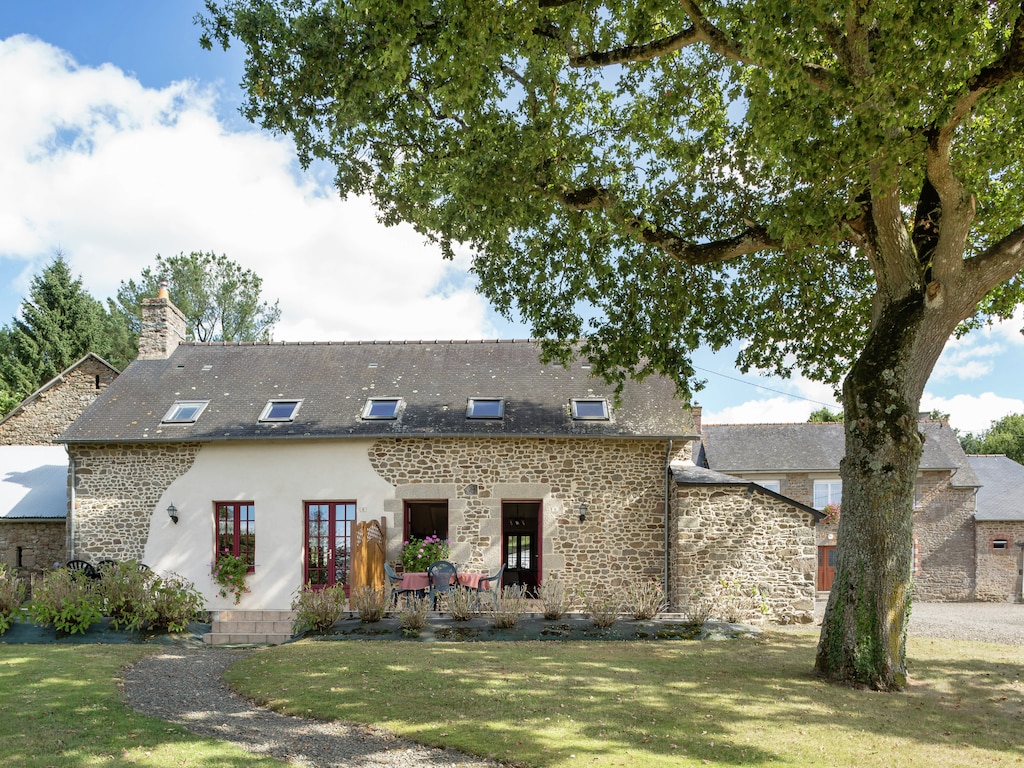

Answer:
[691,405,702,434]
[137,281,187,360]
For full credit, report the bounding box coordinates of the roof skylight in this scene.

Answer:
[467,398,504,419]
[259,399,302,422]
[362,397,402,419]
[570,398,610,420]
[161,400,209,424]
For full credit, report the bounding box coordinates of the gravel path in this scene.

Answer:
[121,602,1023,767]
[122,647,500,768]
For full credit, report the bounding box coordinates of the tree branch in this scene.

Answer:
[961,224,1024,308]
[566,0,832,91]
[934,2,1024,159]
[551,184,780,264]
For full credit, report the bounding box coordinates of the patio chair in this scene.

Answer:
[384,562,421,607]
[65,559,99,580]
[474,563,506,612]
[426,560,458,609]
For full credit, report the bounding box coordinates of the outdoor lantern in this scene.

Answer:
[577,501,587,523]
[167,504,179,524]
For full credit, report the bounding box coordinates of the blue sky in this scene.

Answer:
[2,3,1022,433]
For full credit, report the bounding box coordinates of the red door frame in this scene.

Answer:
[304,501,357,593]
[817,545,837,591]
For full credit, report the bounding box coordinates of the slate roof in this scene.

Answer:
[0,446,67,520]
[59,340,697,444]
[698,420,980,487]
[671,464,824,521]
[967,455,1024,521]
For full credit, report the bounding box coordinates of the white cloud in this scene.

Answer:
[703,395,833,425]
[0,35,499,342]
[921,391,1024,434]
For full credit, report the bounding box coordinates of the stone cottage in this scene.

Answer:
[968,454,1024,602]
[697,420,983,600]
[0,354,119,581]
[57,291,822,640]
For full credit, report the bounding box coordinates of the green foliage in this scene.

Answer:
[115,251,281,342]
[150,573,206,632]
[959,412,1024,464]
[96,561,158,631]
[0,256,132,405]
[292,583,350,632]
[0,564,26,634]
[211,552,252,604]
[26,567,104,634]
[808,407,843,423]
[399,535,449,572]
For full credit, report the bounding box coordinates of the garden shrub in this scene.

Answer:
[97,560,157,631]
[26,567,104,634]
[442,586,477,620]
[398,594,431,633]
[292,583,349,633]
[493,585,529,628]
[350,584,389,623]
[0,564,26,634]
[584,588,621,628]
[539,577,571,619]
[624,578,666,620]
[150,573,205,632]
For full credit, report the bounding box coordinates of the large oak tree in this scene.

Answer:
[199,0,1024,689]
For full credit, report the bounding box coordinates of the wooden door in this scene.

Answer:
[817,545,837,591]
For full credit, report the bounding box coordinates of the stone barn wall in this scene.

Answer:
[673,483,817,623]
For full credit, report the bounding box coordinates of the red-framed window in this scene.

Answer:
[216,501,255,569]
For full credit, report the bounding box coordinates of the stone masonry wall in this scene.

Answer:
[68,444,201,562]
[0,357,118,445]
[0,521,65,588]
[673,485,817,623]
[975,521,1024,602]
[370,437,689,597]
[908,471,975,600]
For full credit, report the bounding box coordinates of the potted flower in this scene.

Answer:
[822,503,841,524]
[400,535,449,572]
[211,551,251,604]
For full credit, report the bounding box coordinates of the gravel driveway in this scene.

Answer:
[783,599,1024,646]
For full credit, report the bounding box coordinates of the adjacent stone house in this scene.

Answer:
[0,353,119,581]
[968,454,1024,602]
[697,421,984,601]
[56,292,821,633]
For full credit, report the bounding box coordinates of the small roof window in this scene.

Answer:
[362,397,402,419]
[259,399,302,422]
[571,398,610,420]
[467,398,504,419]
[162,400,209,424]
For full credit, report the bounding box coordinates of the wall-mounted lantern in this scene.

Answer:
[577,501,587,524]
[167,504,179,524]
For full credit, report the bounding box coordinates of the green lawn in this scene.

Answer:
[0,644,287,767]
[228,630,1024,768]
[1,630,1021,767]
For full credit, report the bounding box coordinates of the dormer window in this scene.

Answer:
[259,399,302,422]
[467,398,504,419]
[570,398,609,420]
[362,397,402,419]
[162,400,208,424]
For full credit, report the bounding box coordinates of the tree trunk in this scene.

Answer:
[814,293,927,690]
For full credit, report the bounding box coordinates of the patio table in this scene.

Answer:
[399,572,489,591]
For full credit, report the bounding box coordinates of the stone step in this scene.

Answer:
[203,609,296,646]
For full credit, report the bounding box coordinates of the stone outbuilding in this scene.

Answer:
[0,354,119,582]
[968,454,1024,602]
[697,420,985,601]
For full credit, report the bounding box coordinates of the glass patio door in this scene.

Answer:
[305,502,357,592]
